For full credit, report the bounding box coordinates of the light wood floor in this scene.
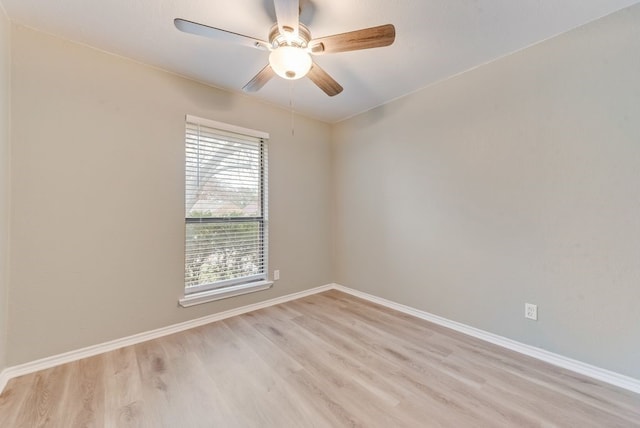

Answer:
[0,290,639,427]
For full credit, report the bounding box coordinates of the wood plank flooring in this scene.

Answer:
[0,290,638,427]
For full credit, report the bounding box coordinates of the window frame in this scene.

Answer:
[179,115,272,307]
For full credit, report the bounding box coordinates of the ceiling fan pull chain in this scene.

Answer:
[290,80,295,136]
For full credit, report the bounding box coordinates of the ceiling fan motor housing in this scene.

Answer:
[269,23,311,48]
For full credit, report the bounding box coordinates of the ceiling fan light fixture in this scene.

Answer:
[269,46,312,80]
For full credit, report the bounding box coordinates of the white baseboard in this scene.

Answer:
[0,369,8,394]
[0,283,334,393]
[333,284,640,394]
[1,282,638,396]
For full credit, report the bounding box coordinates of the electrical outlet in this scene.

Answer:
[274,270,280,281]
[525,303,538,321]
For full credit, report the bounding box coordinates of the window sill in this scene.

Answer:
[179,280,273,308]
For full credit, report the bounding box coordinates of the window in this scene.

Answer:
[180,115,270,306]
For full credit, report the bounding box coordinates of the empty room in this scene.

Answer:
[0,0,639,426]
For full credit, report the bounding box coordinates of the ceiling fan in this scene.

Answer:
[174,0,396,97]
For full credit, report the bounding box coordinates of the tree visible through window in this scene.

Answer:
[184,116,268,295]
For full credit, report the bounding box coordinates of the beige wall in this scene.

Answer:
[0,7,10,371]
[333,5,640,378]
[8,24,333,365]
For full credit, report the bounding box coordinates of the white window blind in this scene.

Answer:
[184,116,268,295]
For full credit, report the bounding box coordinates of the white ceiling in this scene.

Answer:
[1,0,638,123]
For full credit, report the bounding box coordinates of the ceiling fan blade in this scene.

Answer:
[307,62,343,97]
[273,0,299,36]
[242,65,276,92]
[174,18,270,50]
[309,24,395,54]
